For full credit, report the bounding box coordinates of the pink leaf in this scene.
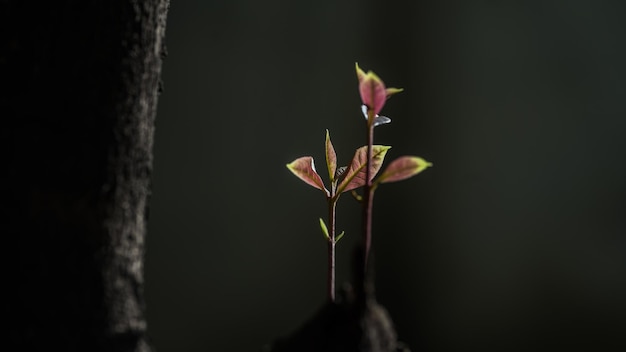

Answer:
[286,157,329,196]
[325,130,337,182]
[337,145,391,193]
[377,156,432,184]
[360,72,387,116]
[356,63,388,116]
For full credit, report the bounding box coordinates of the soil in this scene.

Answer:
[265,284,410,352]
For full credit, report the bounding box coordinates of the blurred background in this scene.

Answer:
[144,1,626,351]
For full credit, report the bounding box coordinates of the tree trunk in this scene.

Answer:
[1,1,169,351]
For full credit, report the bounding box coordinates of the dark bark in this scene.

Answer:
[1,1,168,351]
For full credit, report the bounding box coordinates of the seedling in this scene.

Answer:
[287,63,432,302]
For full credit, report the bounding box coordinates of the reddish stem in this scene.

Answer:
[362,119,375,273]
[327,196,337,302]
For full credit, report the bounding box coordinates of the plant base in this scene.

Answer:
[265,285,410,352]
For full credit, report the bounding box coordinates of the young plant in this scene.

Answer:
[286,63,432,303]
[286,131,390,302]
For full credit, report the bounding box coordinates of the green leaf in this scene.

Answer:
[355,62,366,84]
[385,87,404,98]
[319,218,330,241]
[350,190,363,202]
[377,156,432,184]
[335,231,345,243]
[286,157,329,196]
[337,145,391,193]
[325,130,337,183]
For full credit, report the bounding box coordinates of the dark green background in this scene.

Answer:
[145,1,626,350]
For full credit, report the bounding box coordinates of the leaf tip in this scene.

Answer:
[385,87,404,97]
[355,62,366,82]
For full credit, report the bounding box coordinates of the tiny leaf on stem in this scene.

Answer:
[377,156,432,184]
[335,231,345,243]
[319,218,330,240]
[350,190,363,202]
[286,157,329,196]
[325,130,337,183]
[337,145,391,193]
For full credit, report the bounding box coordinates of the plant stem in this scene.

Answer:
[362,118,375,273]
[327,198,337,302]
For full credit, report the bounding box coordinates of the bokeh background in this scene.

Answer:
[145,1,626,351]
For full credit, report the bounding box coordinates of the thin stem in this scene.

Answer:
[327,197,337,302]
[362,116,375,274]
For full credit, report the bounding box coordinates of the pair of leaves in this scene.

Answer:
[287,131,432,196]
[319,218,345,243]
[286,130,390,198]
